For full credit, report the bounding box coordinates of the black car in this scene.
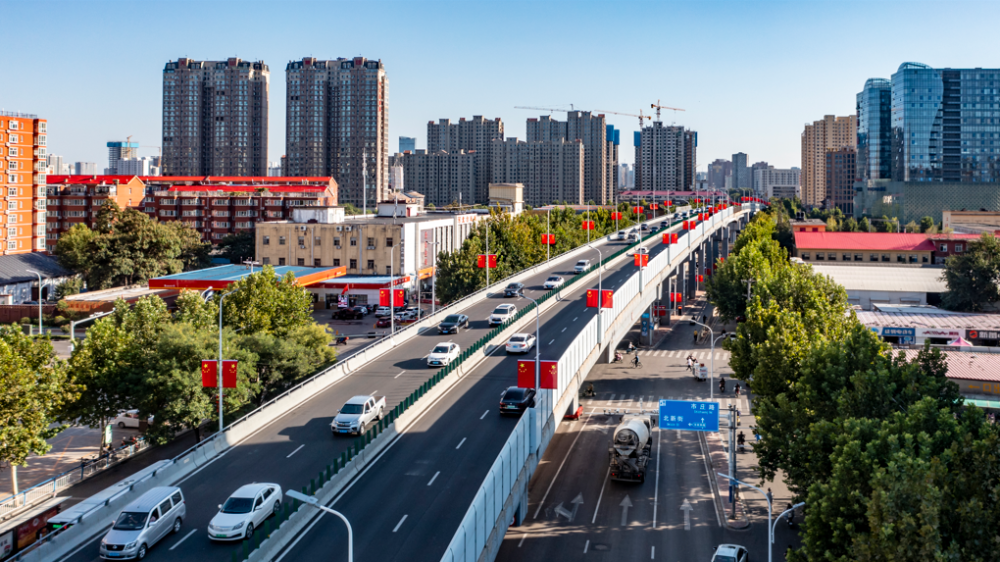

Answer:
[650,226,660,233]
[504,282,525,297]
[640,223,649,231]
[335,307,366,320]
[437,314,469,334]
[500,386,536,415]
[659,221,668,228]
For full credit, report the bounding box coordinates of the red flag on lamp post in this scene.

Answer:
[632,206,643,215]
[581,221,595,230]
[610,212,622,220]
[586,289,599,308]
[601,289,613,309]
[201,360,238,388]
[649,203,659,210]
[379,288,406,306]
[540,361,558,389]
[634,253,649,267]
[517,360,535,389]
[477,254,497,268]
[541,234,555,245]
[697,274,704,283]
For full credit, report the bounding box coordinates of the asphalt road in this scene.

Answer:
[59,210,697,562]
[495,318,799,562]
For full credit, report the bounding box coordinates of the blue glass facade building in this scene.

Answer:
[856,78,892,182]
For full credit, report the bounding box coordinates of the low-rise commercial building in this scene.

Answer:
[941,210,1000,234]
[856,307,1000,346]
[790,219,826,233]
[809,264,945,309]
[794,232,935,265]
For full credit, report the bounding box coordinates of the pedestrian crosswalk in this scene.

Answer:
[638,349,731,360]
[592,393,751,415]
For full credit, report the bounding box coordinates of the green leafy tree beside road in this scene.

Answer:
[940,232,1000,311]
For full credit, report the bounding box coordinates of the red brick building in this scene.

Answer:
[45,175,337,244]
[929,233,988,264]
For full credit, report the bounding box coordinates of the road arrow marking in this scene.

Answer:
[620,495,633,526]
[680,499,694,530]
[569,493,584,522]
[554,502,572,521]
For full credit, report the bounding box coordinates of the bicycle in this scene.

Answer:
[632,357,642,369]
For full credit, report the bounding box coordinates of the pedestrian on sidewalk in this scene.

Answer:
[766,487,773,507]
[686,355,694,373]
[693,329,699,343]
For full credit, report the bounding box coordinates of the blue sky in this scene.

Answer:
[6,0,1000,171]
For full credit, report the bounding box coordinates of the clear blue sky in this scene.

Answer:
[6,0,1000,171]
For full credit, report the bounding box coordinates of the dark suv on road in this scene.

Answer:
[504,283,524,297]
[335,307,366,320]
[437,314,470,334]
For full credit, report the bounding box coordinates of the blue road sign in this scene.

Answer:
[658,399,719,432]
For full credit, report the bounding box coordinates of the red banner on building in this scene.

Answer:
[201,360,238,388]
[476,254,497,268]
[517,360,535,389]
[697,274,704,282]
[581,221,595,230]
[540,360,558,389]
[634,253,649,267]
[541,234,555,245]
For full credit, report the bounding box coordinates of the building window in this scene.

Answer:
[843,253,850,261]
[827,253,836,260]
[314,236,321,246]
[350,237,357,246]
[870,253,878,262]
[298,236,305,245]
[279,236,286,245]
[815,253,824,261]
[278,257,286,266]
[956,244,963,252]
[939,243,947,252]
[314,259,321,267]
[881,254,890,262]
[297,258,305,266]
[386,237,393,247]
[367,259,375,270]
[909,255,919,263]
[801,253,810,260]
[333,236,340,246]
[263,236,269,245]
[854,254,863,261]
[922,255,929,263]
[333,258,340,267]
[897,254,905,263]
[386,266,391,275]
[349,259,357,269]
[262,257,270,265]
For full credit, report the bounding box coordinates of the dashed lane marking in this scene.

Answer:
[393,514,408,533]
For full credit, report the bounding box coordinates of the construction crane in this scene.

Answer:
[592,108,652,130]
[513,105,582,114]
[650,100,685,122]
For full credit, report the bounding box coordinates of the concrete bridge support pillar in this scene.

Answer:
[723,227,731,258]
[688,247,699,299]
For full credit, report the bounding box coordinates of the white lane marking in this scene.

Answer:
[653,424,661,529]
[532,407,597,519]
[169,529,197,550]
[562,327,567,333]
[427,471,440,486]
[370,390,379,396]
[573,317,578,322]
[549,339,555,345]
[651,546,656,559]
[394,371,406,379]
[286,444,305,458]
[456,437,467,450]
[480,410,489,420]
[392,514,408,532]
[591,467,611,524]
[518,533,527,547]
[584,540,590,554]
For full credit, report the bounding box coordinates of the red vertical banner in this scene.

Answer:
[394,288,406,302]
[682,221,689,230]
[540,361,559,389]
[477,254,497,268]
[632,206,643,215]
[601,289,614,309]
[586,289,599,308]
[634,254,649,267]
[662,233,671,244]
[581,221,595,230]
[201,360,217,387]
[666,200,672,207]
[517,360,535,389]
[222,360,238,388]
[610,212,622,220]
[541,234,555,245]
[697,274,704,283]
[649,203,659,210]
[671,233,678,243]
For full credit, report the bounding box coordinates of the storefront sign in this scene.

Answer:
[968,329,1000,340]
[881,327,915,337]
[916,328,963,339]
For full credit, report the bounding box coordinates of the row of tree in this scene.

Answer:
[708,212,1000,561]
[434,204,673,304]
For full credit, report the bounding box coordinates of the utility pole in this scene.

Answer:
[729,403,737,519]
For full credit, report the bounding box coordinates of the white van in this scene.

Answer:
[99,486,185,560]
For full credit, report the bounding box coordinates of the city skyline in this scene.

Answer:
[5,0,1000,173]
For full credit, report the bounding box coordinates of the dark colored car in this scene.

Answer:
[640,223,649,231]
[437,314,469,334]
[650,226,660,233]
[659,221,668,228]
[335,307,366,320]
[504,283,525,297]
[499,386,536,415]
[375,317,392,328]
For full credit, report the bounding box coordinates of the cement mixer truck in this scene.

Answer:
[609,413,655,483]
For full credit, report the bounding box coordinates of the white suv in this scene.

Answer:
[208,483,283,541]
[711,544,749,562]
[574,259,591,273]
[489,304,517,326]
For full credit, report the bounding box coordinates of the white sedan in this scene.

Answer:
[112,410,153,429]
[208,483,282,541]
[543,276,564,290]
[427,342,460,367]
[505,333,537,354]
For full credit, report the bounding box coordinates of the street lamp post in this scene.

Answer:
[517,291,541,393]
[546,208,550,263]
[716,473,803,562]
[390,242,400,341]
[285,490,353,562]
[218,288,240,433]
[69,309,115,351]
[586,242,603,343]
[25,269,43,335]
[691,320,714,399]
[431,238,441,316]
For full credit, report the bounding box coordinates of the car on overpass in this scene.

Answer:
[574,259,591,273]
[427,342,460,367]
[332,395,385,435]
[543,276,564,290]
[208,483,282,542]
[505,333,536,354]
[437,314,469,334]
[499,386,536,415]
[488,304,516,326]
[711,544,749,562]
[504,282,525,297]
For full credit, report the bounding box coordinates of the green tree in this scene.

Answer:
[859,216,873,232]
[825,216,839,232]
[842,217,859,232]
[53,224,96,279]
[220,266,316,337]
[0,326,78,494]
[217,231,256,264]
[904,220,920,233]
[919,215,936,233]
[54,277,84,300]
[940,232,1000,311]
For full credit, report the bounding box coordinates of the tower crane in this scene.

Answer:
[650,100,685,122]
[513,105,582,114]
[592,108,652,130]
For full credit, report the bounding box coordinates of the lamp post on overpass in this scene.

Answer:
[285,490,353,562]
[586,242,603,344]
[517,291,541,393]
[218,287,241,432]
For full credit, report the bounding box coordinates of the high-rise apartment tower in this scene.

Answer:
[801,115,856,206]
[527,112,612,204]
[1,113,48,254]
[285,57,388,208]
[427,116,503,204]
[162,58,270,177]
[634,123,697,191]
[107,141,138,174]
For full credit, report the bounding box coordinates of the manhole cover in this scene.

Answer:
[592,544,610,551]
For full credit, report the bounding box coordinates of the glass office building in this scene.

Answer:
[856,78,892,182]
[891,62,1000,183]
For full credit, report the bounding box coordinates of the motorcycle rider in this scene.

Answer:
[614,351,623,363]
[719,376,726,394]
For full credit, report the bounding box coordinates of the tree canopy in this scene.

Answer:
[217,231,255,264]
[940,232,1000,312]
[53,202,211,289]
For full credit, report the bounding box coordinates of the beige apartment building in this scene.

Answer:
[491,138,584,207]
[527,112,614,205]
[162,58,270,177]
[801,115,856,206]
[427,116,504,204]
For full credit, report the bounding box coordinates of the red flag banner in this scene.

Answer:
[601,289,614,309]
[477,254,497,268]
[201,360,216,387]
[649,203,659,210]
[662,233,671,244]
[517,360,535,389]
[634,254,649,267]
[202,360,237,388]
[586,289,599,308]
[222,360,238,388]
[540,360,558,389]
[541,234,555,245]
[581,221,595,230]
[610,212,622,220]
[666,200,672,207]
[632,206,643,215]
[697,274,704,283]
[682,221,689,230]
[671,233,678,243]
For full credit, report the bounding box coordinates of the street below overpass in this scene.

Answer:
[57,211,692,562]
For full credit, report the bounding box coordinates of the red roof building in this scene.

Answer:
[45,175,338,245]
[793,232,937,265]
[928,233,986,264]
